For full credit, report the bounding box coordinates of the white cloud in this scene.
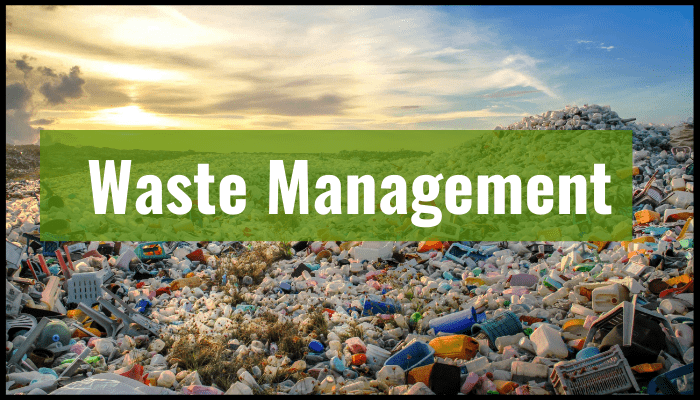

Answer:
[600,45,614,51]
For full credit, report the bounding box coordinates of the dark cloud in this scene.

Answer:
[30,118,55,125]
[7,109,39,145]
[398,105,421,110]
[7,83,38,144]
[9,55,35,77]
[7,63,86,144]
[280,79,315,88]
[477,90,542,99]
[216,92,348,116]
[38,66,58,77]
[39,66,86,104]
[6,83,32,110]
[81,78,131,108]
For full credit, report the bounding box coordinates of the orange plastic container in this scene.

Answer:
[634,210,660,224]
[406,363,434,385]
[428,334,479,360]
[494,380,518,394]
[417,241,443,252]
[351,353,367,365]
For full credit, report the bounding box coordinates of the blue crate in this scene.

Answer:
[41,241,64,257]
[362,294,400,316]
[444,243,487,266]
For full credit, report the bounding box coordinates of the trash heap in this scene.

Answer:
[5,105,694,395]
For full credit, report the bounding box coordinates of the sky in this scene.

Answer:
[5,5,694,145]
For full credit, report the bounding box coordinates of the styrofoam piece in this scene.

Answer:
[66,272,104,306]
[350,241,394,261]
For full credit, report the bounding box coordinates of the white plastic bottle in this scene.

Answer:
[543,287,569,306]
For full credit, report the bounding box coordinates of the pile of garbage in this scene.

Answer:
[6,105,694,395]
[5,144,40,182]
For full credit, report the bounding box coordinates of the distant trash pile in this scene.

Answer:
[6,105,694,395]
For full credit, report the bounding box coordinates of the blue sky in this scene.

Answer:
[434,6,694,127]
[6,6,694,144]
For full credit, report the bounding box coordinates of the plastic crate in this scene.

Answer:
[444,243,487,265]
[65,272,104,306]
[648,362,694,395]
[550,344,639,395]
[470,311,522,350]
[41,241,63,257]
[362,294,400,316]
[134,241,169,261]
[6,312,37,340]
[384,340,435,372]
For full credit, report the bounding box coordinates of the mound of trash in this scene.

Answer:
[6,144,40,182]
[5,105,694,395]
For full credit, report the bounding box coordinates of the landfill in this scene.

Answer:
[5,105,694,395]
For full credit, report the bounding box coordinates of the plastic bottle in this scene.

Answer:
[674,323,693,349]
[542,287,569,307]
[464,356,489,373]
[570,303,597,317]
[511,361,549,381]
[494,333,525,353]
[460,372,481,394]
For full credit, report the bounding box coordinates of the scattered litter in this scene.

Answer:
[5,105,693,394]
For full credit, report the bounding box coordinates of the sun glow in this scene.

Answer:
[89,105,180,127]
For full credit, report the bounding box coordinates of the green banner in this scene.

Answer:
[40,130,633,241]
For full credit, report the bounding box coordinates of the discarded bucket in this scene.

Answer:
[384,341,435,372]
[471,311,523,350]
